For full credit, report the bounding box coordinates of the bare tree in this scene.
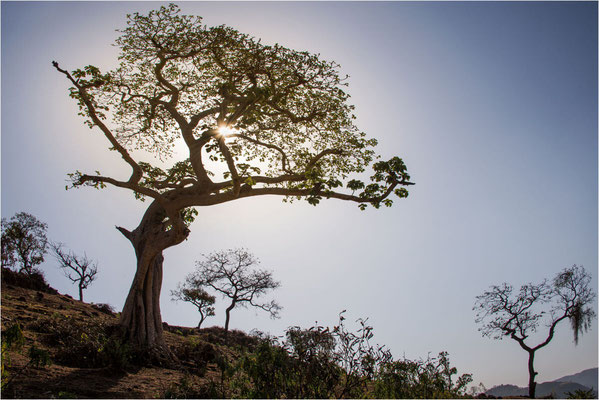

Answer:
[190,248,281,334]
[474,265,596,398]
[171,283,215,328]
[51,242,98,302]
[1,212,48,275]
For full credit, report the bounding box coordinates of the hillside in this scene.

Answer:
[485,368,598,398]
[0,270,257,398]
[1,269,475,399]
[554,368,598,390]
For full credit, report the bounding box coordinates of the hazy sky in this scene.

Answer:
[2,1,597,389]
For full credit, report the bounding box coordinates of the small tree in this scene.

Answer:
[171,283,215,328]
[190,248,281,334]
[1,212,48,275]
[50,242,98,302]
[474,265,596,399]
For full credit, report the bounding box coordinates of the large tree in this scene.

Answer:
[474,265,596,399]
[53,5,412,355]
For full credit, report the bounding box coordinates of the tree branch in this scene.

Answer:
[52,61,143,185]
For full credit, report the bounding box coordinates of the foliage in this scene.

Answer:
[1,323,25,389]
[172,336,217,375]
[29,314,132,370]
[0,267,57,294]
[231,312,471,399]
[474,265,596,345]
[374,352,472,398]
[171,283,215,328]
[566,388,597,399]
[189,248,281,333]
[2,323,53,392]
[27,345,51,368]
[56,4,412,209]
[53,3,412,349]
[91,303,116,316]
[1,212,48,275]
[50,242,99,301]
[162,373,219,399]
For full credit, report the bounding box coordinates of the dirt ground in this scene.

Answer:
[1,281,227,398]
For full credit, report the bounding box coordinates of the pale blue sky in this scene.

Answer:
[2,1,597,389]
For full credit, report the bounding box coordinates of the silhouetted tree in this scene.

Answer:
[53,4,412,355]
[190,248,280,334]
[171,283,215,328]
[474,265,596,399]
[1,212,48,275]
[50,242,98,302]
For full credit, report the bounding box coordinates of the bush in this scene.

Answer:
[198,326,258,349]
[374,352,472,398]
[162,373,220,399]
[1,268,57,294]
[172,337,217,375]
[231,313,472,399]
[29,314,131,370]
[90,303,115,316]
[1,323,25,388]
[567,389,597,399]
[28,346,51,368]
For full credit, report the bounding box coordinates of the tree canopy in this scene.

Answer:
[189,248,281,334]
[55,4,412,216]
[53,4,412,352]
[1,212,48,276]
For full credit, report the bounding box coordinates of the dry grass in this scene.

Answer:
[1,273,253,398]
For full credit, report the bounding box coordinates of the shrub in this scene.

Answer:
[231,313,472,399]
[30,314,132,370]
[374,352,472,398]
[567,389,597,399]
[1,323,25,389]
[172,337,217,375]
[28,345,51,368]
[1,267,58,294]
[162,373,220,399]
[91,303,115,316]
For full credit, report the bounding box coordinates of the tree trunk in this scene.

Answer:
[79,284,83,302]
[224,301,236,334]
[197,309,205,329]
[117,201,189,360]
[527,350,537,398]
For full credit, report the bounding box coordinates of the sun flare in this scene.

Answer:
[217,125,237,137]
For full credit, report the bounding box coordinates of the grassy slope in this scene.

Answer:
[1,272,255,399]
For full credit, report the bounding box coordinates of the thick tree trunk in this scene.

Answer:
[527,350,537,398]
[117,201,189,360]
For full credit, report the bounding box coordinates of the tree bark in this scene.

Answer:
[79,284,83,302]
[527,350,537,398]
[117,200,189,359]
[197,309,205,329]
[224,301,236,334]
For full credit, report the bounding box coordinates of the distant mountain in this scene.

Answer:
[486,384,526,397]
[486,369,598,398]
[554,368,598,390]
